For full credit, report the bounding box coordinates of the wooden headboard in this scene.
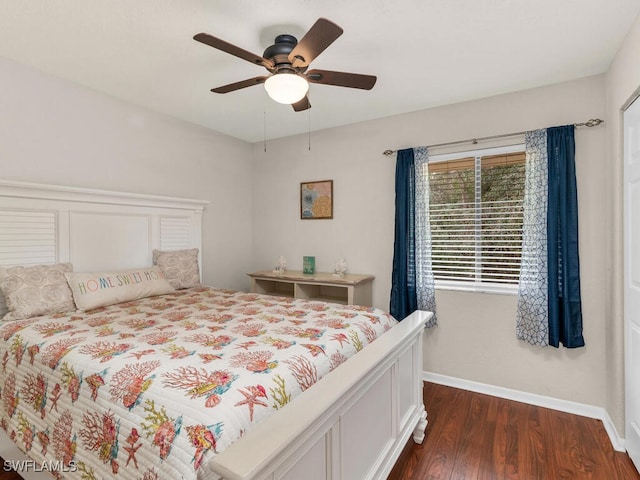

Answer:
[0,179,209,315]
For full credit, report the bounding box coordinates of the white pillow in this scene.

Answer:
[0,263,76,321]
[65,266,175,311]
[152,248,201,290]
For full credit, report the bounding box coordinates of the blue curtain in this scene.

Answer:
[390,148,417,320]
[390,147,437,325]
[516,126,584,348]
[547,126,585,348]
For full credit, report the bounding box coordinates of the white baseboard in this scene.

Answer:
[423,371,626,452]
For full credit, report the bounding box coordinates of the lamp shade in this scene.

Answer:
[264,73,309,104]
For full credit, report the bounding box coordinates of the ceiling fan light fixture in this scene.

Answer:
[264,73,309,104]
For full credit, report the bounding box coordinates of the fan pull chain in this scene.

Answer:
[308,100,311,151]
[263,91,267,153]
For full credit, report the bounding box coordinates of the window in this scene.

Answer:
[428,145,525,293]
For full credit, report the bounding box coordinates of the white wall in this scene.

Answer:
[0,57,254,291]
[251,123,396,304]
[251,75,610,416]
[605,12,640,436]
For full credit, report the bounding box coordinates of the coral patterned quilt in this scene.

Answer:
[0,287,397,479]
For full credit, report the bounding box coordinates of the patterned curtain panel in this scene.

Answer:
[390,147,437,326]
[414,147,437,327]
[516,129,550,346]
[516,127,585,348]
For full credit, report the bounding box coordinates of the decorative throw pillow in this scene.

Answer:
[65,266,175,311]
[152,248,201,290]
[0,263,76,321]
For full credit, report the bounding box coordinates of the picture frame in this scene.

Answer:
[300,180,333,219]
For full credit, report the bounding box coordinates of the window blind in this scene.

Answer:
[429,151,525,288]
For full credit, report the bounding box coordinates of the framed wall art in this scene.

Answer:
[300,180,333,219]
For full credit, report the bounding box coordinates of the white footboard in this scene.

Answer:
[206,310,431,480]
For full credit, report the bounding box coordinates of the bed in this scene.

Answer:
[0,179,431,480]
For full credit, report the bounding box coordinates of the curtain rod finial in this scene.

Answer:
[383,149,394,156]
[576,118,604,128]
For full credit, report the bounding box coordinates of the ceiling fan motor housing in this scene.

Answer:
[263,35,301,68]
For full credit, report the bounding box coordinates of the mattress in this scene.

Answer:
[0,287,397,479]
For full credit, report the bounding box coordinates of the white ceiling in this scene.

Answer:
[1,1,639,143]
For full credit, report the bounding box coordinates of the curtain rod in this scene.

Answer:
[382,118,604,156]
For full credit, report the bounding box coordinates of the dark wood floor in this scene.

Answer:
[1,382,639,479]
[388,382,640,480]
[0,463,20,480]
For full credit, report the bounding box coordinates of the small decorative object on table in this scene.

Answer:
[303,256,316,274]
[333,258,348,277]
[273,256,287,274]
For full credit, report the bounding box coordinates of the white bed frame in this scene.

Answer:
[0,179,431,480]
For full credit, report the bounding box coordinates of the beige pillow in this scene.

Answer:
[0,263,76,321]
[152,248,201,290]
[65,266,175,311]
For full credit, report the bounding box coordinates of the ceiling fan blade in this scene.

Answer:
[194,33,274,70]
[292,96,311,112]
[211,76,268,94]
[288,18,343,68]
[306,69,377,90]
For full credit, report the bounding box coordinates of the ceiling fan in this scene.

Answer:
[193,18,377,112]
